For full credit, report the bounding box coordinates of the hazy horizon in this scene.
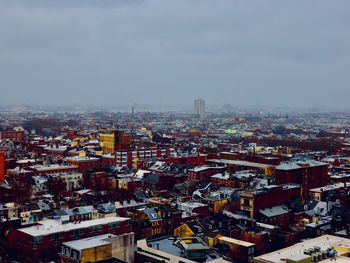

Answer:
[0,0,349,109]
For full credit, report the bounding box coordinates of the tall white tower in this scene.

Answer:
[194,99,205,118]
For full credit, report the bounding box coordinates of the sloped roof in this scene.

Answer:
[143,208,161,221]
[259,206,289,217]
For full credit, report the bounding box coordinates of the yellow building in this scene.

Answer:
[174,223,194,239]
[174,222,222,247]
[99,133,115,154]
[274,146,292,155]
[133,157,139,169]
[92,211,117,219]
[60,233,134,263]
[240,191,255,219]
[20,209,41,224]
[140,127,152,138]
[118,179,129,190]
[208,198,229,214]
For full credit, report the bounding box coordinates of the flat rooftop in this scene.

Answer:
[254,235,350,263]
[16,159,36,164]
[189,166,224,172]
[178,201,208,209]
[276,160,328,170]
[331,173,350,179]
[29,164,78,171]
[66,156,100,161]
[219,236,255,248]
[44,146,68,151]
[208,159,274,169]
[63,233,116,251]
[211,173,230,180]
[19,217,130,237]
[310,182,350,193]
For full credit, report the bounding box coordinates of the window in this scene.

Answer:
[33,236,43,248]
[244,198,250,206]
[74,229,80,238]
[109,223,117,229]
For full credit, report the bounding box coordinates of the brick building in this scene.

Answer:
[66,156,102,176]
[240,184,301,219]
[25,164,79,176]
[275,160,329,196]
[115,147,176,167]
[43,145,70,156]
[6,164,79,179]
[187,166,225,182]
[8,217,131,263]
[161,155,206,166]
[0,130,25,143]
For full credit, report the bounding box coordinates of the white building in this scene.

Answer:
[194,99,205,118]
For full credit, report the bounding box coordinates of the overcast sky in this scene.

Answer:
[0,0,349,110]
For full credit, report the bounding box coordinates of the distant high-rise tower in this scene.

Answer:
[194,99,205,118]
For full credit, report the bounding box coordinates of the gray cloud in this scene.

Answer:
[0,0,349,110]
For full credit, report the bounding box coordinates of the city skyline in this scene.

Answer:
[2,1,350,262]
